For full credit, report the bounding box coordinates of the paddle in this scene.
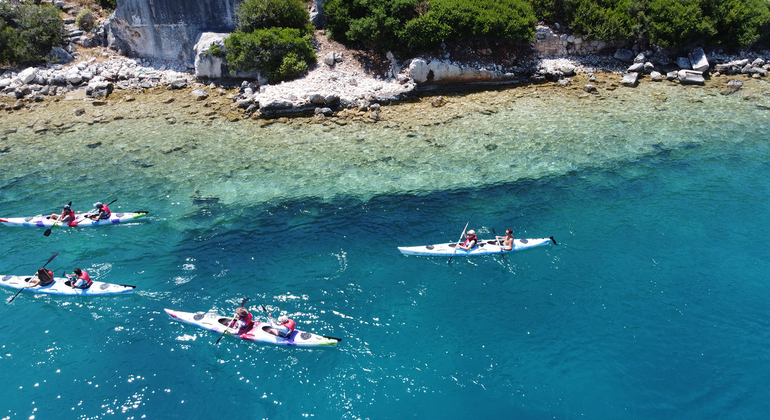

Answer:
[447,218,472,265]
[492,228,508,261]
[215,298,249,344]
[6,252,58,304]
[44,202,71,237]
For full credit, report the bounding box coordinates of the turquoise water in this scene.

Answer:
[1,81,770,419]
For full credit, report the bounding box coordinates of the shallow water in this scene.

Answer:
[1,80,770,419]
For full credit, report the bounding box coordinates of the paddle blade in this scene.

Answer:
[43,228,52,237]
[550,236,558,245]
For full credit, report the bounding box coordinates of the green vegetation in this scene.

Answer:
[76,8,96,32]
[224,0,316,82]
[96,0,118,10]
[225,27,316,83]
[324,0,770,52]
[0,2,64,66]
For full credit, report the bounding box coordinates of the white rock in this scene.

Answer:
[18,67,37,84]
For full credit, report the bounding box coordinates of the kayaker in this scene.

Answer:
[264,314,295,338]
[66,268,93,289]
[233,307,254,334]
[49,203,75,222]
[87,202,111,221]
[495,228,515,251]
[27,267,55,287]
[457,229,478,250]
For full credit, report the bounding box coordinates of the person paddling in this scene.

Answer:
[49,203,75,223]
[457,229,478,250]
[265,312,296,338]
[232,307,254,334]
[495,228,515,251]
[87,202,111,221]
[26,267,55,287]
[65,268,93,290]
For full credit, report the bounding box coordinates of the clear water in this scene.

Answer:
[1,80,769,419]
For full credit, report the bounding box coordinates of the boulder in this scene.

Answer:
[678,70,705,85]
[193,32,261,81]
[50,47,74,64]
[309,0,325,28]
[259,98,293,111]
[628,63,644,73]
[324,52,336,67]
[614,49,635,62]
[676,57,691,69]
[407,58,429,83]
[191,89,209,100]
[621,72,639,86]
[18,67,37,84]
[689,47,709,73]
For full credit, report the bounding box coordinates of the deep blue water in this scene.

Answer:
[1,83,770,419]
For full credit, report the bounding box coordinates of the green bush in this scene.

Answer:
[97,0,117,10]
[324,0,419,51]
[236,0,314,35]
[710,0,770,47]
[0,2,64,66]
[207,43,226,58]
[645,0,716,48]
[224,27,317,83]
[567,0,635,40]
[404,0,537,50]
[76,8,96,32]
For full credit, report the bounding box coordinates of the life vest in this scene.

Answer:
[281,318,296,333]
[236,311,254,332]
[75,270,92,289]
[462,235,477,247]
[100,204,111,219]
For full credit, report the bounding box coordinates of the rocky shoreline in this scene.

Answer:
[2,27,770,126]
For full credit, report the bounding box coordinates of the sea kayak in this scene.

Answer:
[0,275,135,296]
[398,236,557,257]
[164,308,342,348]
[0,211,148,228]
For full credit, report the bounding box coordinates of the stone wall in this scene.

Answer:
[105,0,242,63]
[533,25,624,56]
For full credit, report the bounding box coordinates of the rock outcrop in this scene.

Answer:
[104,0,240,63]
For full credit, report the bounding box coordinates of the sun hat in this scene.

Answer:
[63,204,71,209]
[467,230,476,236]
[236,307,249,317]
[278,315,289,324]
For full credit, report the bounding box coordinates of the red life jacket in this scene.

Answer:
[76,270,93,289]
[462,235,477,247]
[101,204,111,218]
[282,319,296,332]
[236,311,254,332]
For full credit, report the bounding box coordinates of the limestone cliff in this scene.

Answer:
[105,0,241,63]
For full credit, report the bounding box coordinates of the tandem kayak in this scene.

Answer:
[398,236,558,257]
[0,275,135,296]
[0,211,148,228]
[164,309,342,348]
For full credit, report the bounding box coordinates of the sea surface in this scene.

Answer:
[1,81,769,419]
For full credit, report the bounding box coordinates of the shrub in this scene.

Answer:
[645,0,716,48]
[97,0,117,10]
[224,27,317,83]
[404,0,537,50]
[76,8,96,32]
[236,0,314,35]
[710,0,770,47]
[207,43,226,58]
[325,0,419,51]
[0,2,64,65]
[567,0,635,40]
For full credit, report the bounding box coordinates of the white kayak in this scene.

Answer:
[0,211,148,228]
[398,236,557,257]
[0,275,135,296]
[164,309,342,348]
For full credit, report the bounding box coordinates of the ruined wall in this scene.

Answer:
[105,0,242,63]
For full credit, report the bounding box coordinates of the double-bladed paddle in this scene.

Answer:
[6,252,58,304]
[492,228,508,261]
[447,217,472,265]
[215,298,249,344]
